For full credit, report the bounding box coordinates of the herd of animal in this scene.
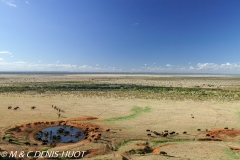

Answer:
[7,106,36,110]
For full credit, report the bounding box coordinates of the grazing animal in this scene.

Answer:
[42,140,48,143]
[58,113,61,119]
[146,129,150,132]
[224,127,228,130]
[206,134,210,137]
[162,133,168,137]
[13,107,18,110]
[160,151,167,156]
[139,150,145,156]
[169,131,175,135]
[197,129,201,131]
[106,129,110,132]
[68,140,73,143]
[32,143,38,146]
[147,133,151,137]
[31,106,36,109]
[8,106,12,109]
[183,131,187,134]
[2,137,6,140]
[9,139,14,143]
[41,142,47,145]
[24,142,30,146]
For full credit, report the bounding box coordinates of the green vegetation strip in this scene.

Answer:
[151,138,191,144]
[224,148,239,160]
[1,81,240,101]
[104,106,151,122]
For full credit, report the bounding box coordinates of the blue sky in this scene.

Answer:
[1,0,240,73]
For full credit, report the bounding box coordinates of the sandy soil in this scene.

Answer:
[0,74,240,159]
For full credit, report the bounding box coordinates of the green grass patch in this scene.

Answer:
[151,138,191,145]
[224,147,239,160]
[104,106,151,122]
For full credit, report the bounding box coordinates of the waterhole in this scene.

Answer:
[35,125,84,143]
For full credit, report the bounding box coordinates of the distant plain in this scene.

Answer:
[1,73,240,159]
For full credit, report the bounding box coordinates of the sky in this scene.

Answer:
[1,0,240,73]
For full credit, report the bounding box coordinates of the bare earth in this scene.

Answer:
[0,74,240,160]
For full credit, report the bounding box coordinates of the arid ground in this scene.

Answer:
[1,73,240,160]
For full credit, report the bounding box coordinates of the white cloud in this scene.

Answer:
[2,0,17,7]
[166,64,173,67]
[189,66,194,70]
[0,61,240,73]
[131,23,139,26]
[0,51,12,54]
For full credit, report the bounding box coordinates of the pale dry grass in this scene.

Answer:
[0,74,240,159]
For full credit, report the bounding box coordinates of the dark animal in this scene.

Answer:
[206,134,210,137]
[68,140,73,143]
[8,106,12,109]
[9,139,14,143]
[197,129,201,131]
[42,140,48,143]
[32,143,38,146]
[31,106,36,109]
[169,131,175,135]
[41,142,47,145]
[146,129,150,132]
[24,142,30,146]
[183,131,187,134]
[162,133,168,137]
[153,131,161,136]
[224,127,228,130]
[139,150,145,156]
[106,129,110,132]
[160,151,167,156]
[147,133,151,137]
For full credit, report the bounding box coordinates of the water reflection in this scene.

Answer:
[35,125,83,143]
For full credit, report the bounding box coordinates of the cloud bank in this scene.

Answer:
[0,61,240,73]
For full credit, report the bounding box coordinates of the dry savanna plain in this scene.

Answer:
[1,73,240,159]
